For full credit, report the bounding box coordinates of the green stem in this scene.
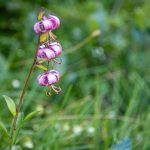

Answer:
[9,118,14,150]
[9,139,13,150]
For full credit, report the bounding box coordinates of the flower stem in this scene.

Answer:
[9,36,40,149]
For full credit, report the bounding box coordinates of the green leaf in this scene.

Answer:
[13,112,24,144]
[40,32,48,42]
[23,111,40,123]
[36,64,48,71]
[0,122,9,137]
[16,112,24,129]
[38,9,45,21]
[3,95,16,117]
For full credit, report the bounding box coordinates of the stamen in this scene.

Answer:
[53,57,62,64]
[46,91,51,96]
[49,31,57,41]
[51,85,62,94]
[46,86,52,96]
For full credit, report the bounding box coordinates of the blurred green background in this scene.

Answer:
[0,0,150,149]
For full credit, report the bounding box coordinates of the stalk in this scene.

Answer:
[9,36,40,150]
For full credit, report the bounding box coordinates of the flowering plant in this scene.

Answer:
[0,9,62,150]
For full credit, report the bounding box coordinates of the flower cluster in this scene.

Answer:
[34,13,62,94]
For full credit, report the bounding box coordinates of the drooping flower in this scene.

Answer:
[38,42,62,60]
[37,70,60,86]
[35,12,62,94]
[48,15,60,30]
[34,15,60,34]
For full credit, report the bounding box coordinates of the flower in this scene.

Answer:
[72,125,83,136]
[37,70,60,86]
[35,12,62,94]
[34,15,60,34]
[38,42,62,60]
[11,79,20,89]
[24,141,34,149]
[86,126,95,136]
[48,15,60,30]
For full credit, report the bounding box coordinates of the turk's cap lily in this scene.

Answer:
[34,15,60,34]
[37,70,60,86]
[38,42,62,60]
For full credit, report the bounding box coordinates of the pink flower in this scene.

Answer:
[48,15,60,30]
[38,42,62,60]
[34,15,60,34]
[37,70,60,86]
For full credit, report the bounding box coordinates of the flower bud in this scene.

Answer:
[37,70,60,86]
[34,15,60,34]
[38,42,62,60]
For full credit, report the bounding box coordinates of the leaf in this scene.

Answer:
[0,122,9,137]
[36,64,48,71]
[16,112,24,129]
[61,85,73,108]
[40,32,48,42]
[23,111,40,123]
[3,95,16,117]
[13,112,24,144]
[111,137,132,150]
[38,8,45,21]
